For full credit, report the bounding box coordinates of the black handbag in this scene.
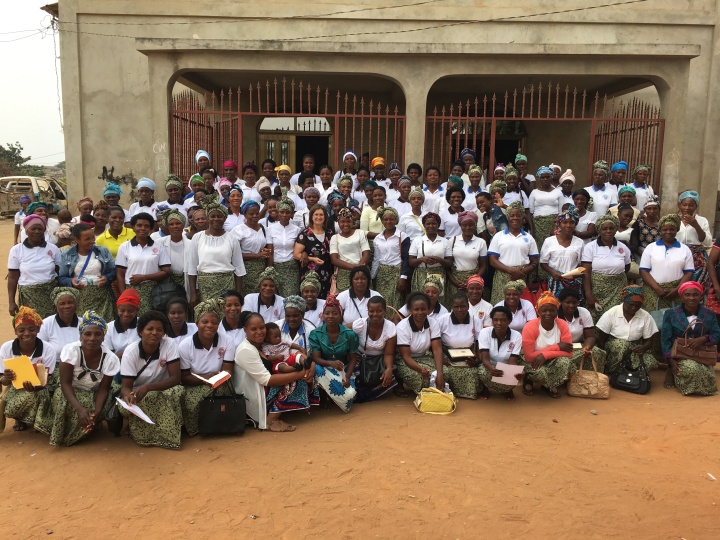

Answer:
[610,357,651,394]
[197,389,247,435]
[151,282,186,312]
[357,318,385,387]
[105,390,123,436]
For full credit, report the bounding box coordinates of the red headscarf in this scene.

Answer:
[117,289,141,308]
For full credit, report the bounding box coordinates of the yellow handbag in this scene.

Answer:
[413,387,457,415]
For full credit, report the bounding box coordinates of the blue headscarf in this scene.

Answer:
[536,166,553,177]
[137,177,156,191]
[240,200,260,215]
[611,160,628,172]
[460,148,476,160]
[79,310,107,335]
[556,204,579,224]
[679,190,699,205]
[103,182,123,196]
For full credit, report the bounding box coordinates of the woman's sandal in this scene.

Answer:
[479,386,490,400]
[664,370,676,389]
[522,376,534,396]
[504,389,515,401]
[267,420,296,432]
[13,420,27,432]
[543,386,561,399]
[393,386,409,398]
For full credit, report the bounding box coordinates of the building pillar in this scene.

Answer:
[146,55,178,198]
[394,76,433,170]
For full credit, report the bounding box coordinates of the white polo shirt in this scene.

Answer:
[494,299,537,333]
[629,183,654,210]
[438,210,461,237]
[410,235,452,268]
[581,238,631,275]
[103,318,140,356]
[396,316,441,358]
[167,322,198,347]
[596,304,658,341]
[529,188,564,217]
[588,184,618,215]
[487,229,539,267]
[115,238,172,285]
[244,293,285,324]
[336,289,382,325]
[399,302,448,325]
[121,336,179,388]
[559,307,594,343]
[469,299,493,328]
[0,338,58,374]
[178,332,236,374]
[268,222,301,264]
[476,327,522,366]
[540,235,584,274]
[352,318,397,356]
[398,212,427,242]
[639,239,694,284]
[218,318,247,350]
[60,342,120,391]
[303,299,326,329]
[421,186,444,214]
[438,312,482,349]
[7,240,61,286]
[450,235,488,271]
[128,200,159,219]
[38,314,80,353]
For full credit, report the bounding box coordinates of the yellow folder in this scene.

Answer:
[4,356,41,390]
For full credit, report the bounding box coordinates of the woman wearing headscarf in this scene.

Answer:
[539,206,585,299]
[299,272,326,328]
[676,190,713,288]
[187,201,244,306]
[333,151,359,183]
[494,279,537,332]
[103,289,141,359]
[529,166,564,252]
[596,285,659,375]
[184,175,207,209]
[466,275,493,327]
[0,307,59,432]
[661,281,720,395]
[520,292,573,398]
[336,174,362,219]
[446,211,487,307]
[7,213,62,319]
[13,195,31,244]
[156,209,189,294]
[408,212,452,296]
[398,187,427,242]
[160,175,188,219]
[231,199,273,297]
[36,311,119,446]
[487,202,540,304]
[371,206,410,311]
[71,197,95,225]
[630,195,660,259]
[195,149,211,174]
[556,288,607,375]
[102,182,129,220]
[268,190,302,298]
[128,178,159,220]
[19,202,61,245]
[275,295,317,353]
[629,165,655,210]
[389,175,413,217]
[514,153,535,195]
[463,165,485,211]
[609,185,641,225]
[329,207,371,293]
[581,214,631,323]
[294,204,335,299]
[587,160,618,215]
[178,299,237,436]
[38,287,80,352]
[244,267,285,323]
[398,276,450,323]
[557,170,576,209]
[293,183,320,228]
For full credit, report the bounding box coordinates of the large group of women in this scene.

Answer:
[3,148,719,450]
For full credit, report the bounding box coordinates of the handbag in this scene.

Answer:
[671,321,718,366]
[610,356,651,394]
[650,298,676,330]
[198,388,247,435]
[151,281,186,312]
[105,390,123,436]
[413,387,457,415]
[567,354,610,399]
[357,319,385,387]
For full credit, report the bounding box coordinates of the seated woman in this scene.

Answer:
[438,292,483,399]
[119,311,184,450]
[38,287,80,353]
[103,289,141,360]
[661,281,720,395]
[178,299,236,437]
[351,296,398,402]
[596,286,659,375]
[394,292,445,396]
[494,280,537,333]
[274,296,317,355]
[37,311,119,446]
[309,296,359,412]
[337,266,382,326]
[299,272,326,328]
[244,267,285,324]
[233,312,317,432]
[217,290,246,349]
[521,292,574,399]
[466,275,493,328]
[556,288,607,375]
[397,276,449,324]
[166,297,198,347]
[0,307,59,432]
[476,306,524,400]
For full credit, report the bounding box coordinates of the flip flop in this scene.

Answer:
[543,386,560,399]
[266,420,296,432]
[522,376,534,396]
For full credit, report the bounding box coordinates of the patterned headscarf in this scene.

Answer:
[23,214,46,230]
[300,271,321,292]
[536,166,554,177]
[240,200,261,215]
[679,190,699,205]
[504,165,519,179]
[592,160,610,177]
[336,207,354,221]
[461,148,476,160]
[644,195,660,208]
[258,266,279,287]
[489,180,507,196]
[165,175,183,189]
[327,191,346,205]
[26,202,48,215]
[409,187,425,201]
[620,285,644,303]
[422,212,441,226]
[284,295,307,313]
[79,310,107,334]
[371,157,385,168]
[447,175,464,189]
[504,279,526,293]
[388,163,402,174]
[14,306,43,328]
[277,188,295,212]
[595,214,619,230]
[618,185,636,197]
[189,174,205,188]
[423,275,445,296]
[324,294,343,313]
[466,275,485,288]
[457,210,478,226]
[162,208,187,227]
[468,165,482,176]
[194,298,226,321]
[506,201,524,214]
[103,183,123,196]
[556,205,580,224]
[202,200,229,219]
[632,164,651,176]
[303,186,320,199]
[375,206,399,223]
[536,291,560,310]
[397,175,412,188]
[658,213,681,230]
[51,287,79,306]
[337,174,354,189]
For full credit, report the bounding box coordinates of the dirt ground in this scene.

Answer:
[0,219,719,539]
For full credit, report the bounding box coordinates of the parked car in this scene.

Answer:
[0,176,68,216]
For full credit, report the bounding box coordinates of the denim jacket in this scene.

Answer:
[58,245,116,287]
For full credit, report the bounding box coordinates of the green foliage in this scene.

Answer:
[0,142,45,177]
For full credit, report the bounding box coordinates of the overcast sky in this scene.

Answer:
[1,2,65,166]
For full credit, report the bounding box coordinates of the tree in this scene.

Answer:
[0,142,45,177]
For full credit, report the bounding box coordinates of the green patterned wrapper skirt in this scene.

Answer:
[4,367,59,426]
[197,271,234,302]
[242,259,267,296]
[395,352,443,394]
[335,268,352,294]
[129,281,157,315]
[411,267,445,297]
[180,381,234,437]
[533,214,557,254]
[490,266,524,305]
[642,279,681,313]
[588,273,628,323]
[77,285,116,324]
[374,264,403,310]
[18,280,58,319]
[567,346,607,377]
[477,363,524,393]
[275,260,300,298]
[443,362,480,399]
[120,385,185,450]
[603,338,659,374]
[445,268,478,309]
[521,355,573,389]
[673,359,718,396]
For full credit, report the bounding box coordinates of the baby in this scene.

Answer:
[261,323,308,373]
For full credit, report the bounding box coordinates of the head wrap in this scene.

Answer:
[242,161,258,175]
[284,295,307,313]
[460,148,476,160]
[217,178,233,190]
[489,180,507,196]
[423,275,445,296]
[422,212,441,226]
[19,195,32,204]
[223,160,238,170]
[592,160,610,176]
[337,207,354,220]
[504,279,526,293]
[397,175,412,187]
[549,163,562,172]
[620,285,644,303]
[457,210,478,226]
[195,150,211,164]
[255,177,271,193]
[504,165,519,179]
[494,163,506,173]
[26,201,48,215]
[258,266,279,287]
[632,164,651,176]
[165,175,183,189]
[447,175,464,189]
[556,205,580,224]
[194,298,226,321]
[678,281,704,295]
[240,200,261,215]
[678,190,699,205]
[468,165,482,176]
[343,151,358,162]
[466,275,485,288]
[300,271,321,292]
[117,288,141,308]
[189,174,205,188]
[409,187,425,201]
[515,154,528,164]
[277,188,295,212]
[536,291,560,310]
[79,310,107,335]
[371,157,385,168]
[161,208,188,227]
[327,191,346,204]
[658,213,681,230]
[375,206,399,223]
[77,197,93,207]
[363,179,378,190]
[612,161,628,172]
[137,177,156,191]
[23,214,46,230]
[536,166,554,177]
[559,169,575,185]
[275,164,292,175]
[337,174,354,188]
[303,186,320,199]
[51,287,79,305]
[645,195,660,208]
[324,294,343,313]
[618,185,636,197]
[388,163,402,174]
[595,214,619,230]
[506,201,525,214]
[13,306,43,329]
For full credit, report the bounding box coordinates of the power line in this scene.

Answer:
[0,30,44,43]
[28,151,65,160]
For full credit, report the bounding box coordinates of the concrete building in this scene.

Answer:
[46,0,720,222]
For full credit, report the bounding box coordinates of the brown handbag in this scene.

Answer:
[671,321,718,366]
[567,354,610,399]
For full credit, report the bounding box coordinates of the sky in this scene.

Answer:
[0,2,65,166]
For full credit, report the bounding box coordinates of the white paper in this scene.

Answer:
[490,362,525,386]
[116,397,155,425]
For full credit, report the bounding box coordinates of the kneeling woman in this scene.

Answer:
[557,288,608,375]
[521,292,574,398]
[38,311,120,446]
[0,307,59,432]
[476,306,524,400]
[179,299,237,436]
[119,311,184,450]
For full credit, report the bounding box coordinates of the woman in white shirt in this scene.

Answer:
[329,207,371,293]
[232,200,273,297]
[166,297,198,346]
[676,190,713,287]
[466,275,493,328]
[38,287,80,353]
[244,267,286,324]
[408,212,453,296]
[398,188,427,242]
[103,289,141,360]
[156,209,189,294]
[223,186,245,232]
[586,160,618,216]
[438,186,465,238]
[476,306,524,400]
[360,186,386,241]
[336,266,382,326]
[217,290,246,349]
[529,166,564,251]
[128,177,160,220]
[447,211,488,308]
[299,272,326,328]
[539,207,585,299]
[397,276,449,324]
[494,279,537,333]
[269,193,302,298]
[371,206,410,311]
[571,189,598,244]
[557,288,607,375]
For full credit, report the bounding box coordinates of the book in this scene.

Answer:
[192,370,232,389]
[447,349,474,359]
[3,356,41,389]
